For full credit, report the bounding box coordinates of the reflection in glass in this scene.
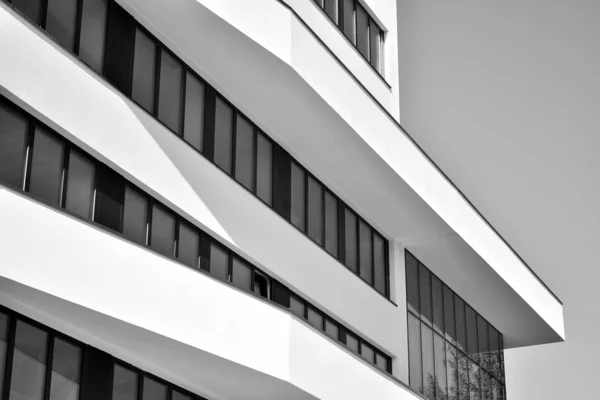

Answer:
[344,209,358,272]
[122,187,148,245]
[132,29,156,113]
[234,115,255,191]
[290,162,306,231]
[158,51,183,133]
[112,364,138,400]
[421,324,435,399]
[457,352,469,400]
[79,0,108,73]
[469,361,482,400]
[65,151,96,219]
[45,0,78,51]
[407,313,422,393]
[183,73,205,152]
[143,377,167,400]
[256,132,272,205]
[359,221,372,284]
[478,315,490,370]
[9,321,48,400]
[307,176,323,245]
[231,258,252,292]
[465,305,479,359]
[209,243,229,282]
[214,97,233,174]
[29,127,65,206]
[446,344,459,400]
[433,333,447,400]
[324,191,338,257]
[0,103,28,188]
[177,222,199,268]
[150,205,175,257]
[49,338,82,400]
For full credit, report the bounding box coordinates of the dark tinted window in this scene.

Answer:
[12,0,42,24]
[373,233,386,295]
[143,377,167,400]
[234,115,255,190]
[446,344,459,400]
[65,150,96,219]
[171,391,191,400]
[406,251,420,314]
[112,365,137,400]
[132,29,157,113]
[0,102,28,188]
[489,326,501,379]
[183,72,205,152]
[79,0,108,73]
[307,176,323,245]
[342,0,355,43]
[419,263,432,324]
[231,258,252,291]
[443,284,456,343]
[432,275,444,334]
[29,127,64,206]
[458,352,469,400]
[102,3,135,95]
[356,4,369,59]
[10,320,48,400]
[214,97,233,174]
[150,205,175,257]
[434,333,447,400]
[478,316,490,366]
[45,0,78,51]
[307,307,323,330]
[359,220,372,284]
[289,295,305,319]
[122,187,148,245]
[466,305,479,359]
[290,162,306,231]
[0,313,8,394]
[346,332,359,353]
[209,243,229,282]
[324,0,338,23]
[361,343,374,363]
[158,51,183,133]
[256,132,272,205]
[325,320,339,340]
[344,209,358,272]
[324,191,338,257]
[421,324,435,398]
[177,222,199,268]
[455,296,467,352]
[369,21,381,71]
[49,338,81,400]
[469,361,482,400]
[93,166,124,232]
[407,313,422,393]
[253,271,269,299]
[376,353,388,371]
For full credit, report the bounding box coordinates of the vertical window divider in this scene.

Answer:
[137,372,144,400]
[1,314,16,400]
[370,228,375,285]
[40,0,49,29]
[174,217,181,259]
[178,67,187,137]
[227,250,233,283]
[73,0,85,57]
[91,160,99,221]
[146,199,153,246]
[23,117,36,192]
[303,169,308,233]
[42,334,55,400]
[320,182,326,245]
[337,203,345,264]
[355,214,361,277]
[60,146,71,209]
[250,267,256,293]
[153,45,162,117]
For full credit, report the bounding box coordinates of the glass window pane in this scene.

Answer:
[314,0,324,8]
[29,127,64,206]
[307,307,323,330]
[375,353,388,371]
[209,243,229,282]
[123,187,148,245]
[342,0,355,43]
[419,263,432,325]
[0,103,28,188]
[234,115,255,190]
[290,162,306,231]
[177,222,199,268]
[489,326,501,380]
[421,324,435,399]
[469,361,482,400]
[214,97,234,174]
[407,313,422,393]
[65,151,95,219]
[150,205,175,257]
[325,320,339,340]
[143,377,167,400]
[346,332,359,354]
[466,305,479,359]
[446,344,459,400]
[93,166,124,232]
[324,191,338,257]
[253,271,269,299]
[79,0,108,73]
[256,132,272,205]
[307,176,323,245]
[373,233,386,295]
[9,321,48,400]
[455,296,467,352]
[0,313,9,395]
[443,284,456,344]
[12,0,42,24]
[171,391,191,400]
[183,73,205,152]
[46,0,78,51]
[481,369,493,400]
[290,296,305,319]
[369,21,381,71]
[361,343,374,363]
[132,29,157,113]
[344,209,358,272]
[434,333,447,400]
[457,351,469,400]
[324,0,338,23]
[158,51,183,133]
[432,275,444,334]
[478,316,490,368]
[359,221,373,284]
[356,4,369,59]
[49,338,81,400]
[231,258,252,292]
[406,251,420,314]
[112,365,138,400]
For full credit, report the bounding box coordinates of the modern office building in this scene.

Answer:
[0,0,564,399]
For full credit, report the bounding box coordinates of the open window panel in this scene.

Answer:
[253,270,270,300]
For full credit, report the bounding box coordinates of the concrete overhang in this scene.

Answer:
[112,0,564,347]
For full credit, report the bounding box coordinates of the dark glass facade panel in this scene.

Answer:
[255,132,272,206]
[12,0,42,24]
[234,115,255,191]
[358,220,372,284]
[345,332,359,354]
[132,29,157,113]
[356,4,369,60]
[369,22,381,71]
[325,319,339,340]
[419,263,432,325]
[209,243,229,282]
[478,315,490,367]
[143,377,167,400]
[488,326,501,380]
[406,251,420,314]
[457,352,469,400]
[213,97,233,174]
[307,176,323,245]
[375,353,387,371]
[0,102,28,188]
[103,3,135,95]
[407,313,422,393]
[0,313,8,394]
[172,391,192,400]
[9,321,48,400]
[79,0,108,73]
[289,295,305,319]
[421,324,435,398]
[150,205,175,257]
[45,0,78,51]
[373,233,386,296]
[431,275,444,334]
[65,150,96,219]
[183,72,205,152]
[49,338,82,400]
[344,209,358,273]
[455,296,467,352]
[446,344,459,400]
[177,222,200,268]
[342,0,355,43]
[469,361,482,400]
[466,305,479,359]
[29,127,65,206]
[324,191,338,257]
[231,258,252,291]
[481,370,493,400]
[290,161,306,231]
[307,307,323,330]
[158,51,183,133]
[93,166,124,232]
[253,271,269,299]
[122,187,148,245]
[324,0,338,23]
[443,284,456,344]
[433,333,447,400]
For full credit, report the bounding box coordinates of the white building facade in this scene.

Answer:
[0,1,564,400]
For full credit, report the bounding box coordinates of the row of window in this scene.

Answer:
[0,97,392,374]
[0,305,208,400]
[312,0,385,75]
[405,252,506,400]
[3,0,391,299]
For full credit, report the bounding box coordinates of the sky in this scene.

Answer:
[396,0,600,398]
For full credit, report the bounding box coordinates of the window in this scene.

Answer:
[307,307,323,330]
[455,296,467,352]
[345,332,359,354]
[234,115,255,191]
[369,22,382,71]
[256,132,272,205]
[0,102,28,188]
[12,0,42,25]
[419,263,432,325]
[443,285,456,344]
[458,352,469,400]
[183,73,205,152]
[231,258,252,291]
[307,176,323,245]
[253,271,270,299]
[421,324,435,398]
[432,275,444,334]
[213,97,234,174]
[93,166,125,232]
[466,305,479,359]
[112,365,138,400]
[324,0,339,23]
[356,4,369,60]
[290,162,306,231]
[0,313,9,394]
[342,0,355,43]
[45,0,79,51]
[103,2,136,94]
[359,220,372,284]
[324,191,338,257]
[132,29,157,113]
[373,233,386,295]
[122,187,148,245]
[344,209,358,272]
[9,321,48,400]
[150,205,176,257]
[172,391,191,400]
[434,333,447,400]
[407,313,422,392]
[79,0,108,73]
[325,319,339,340]
[446,344,459,400]
[209,243,229,282]
[361,343,374,363]
[143,377,167,400]
[290,296,305,319]
[177,222,200,268]
[158,51,183,133]
[65,150,96,219]
[49,338,82,400]
[469,362,482,400]
[29,126,65,207]
[406,251,420,315]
